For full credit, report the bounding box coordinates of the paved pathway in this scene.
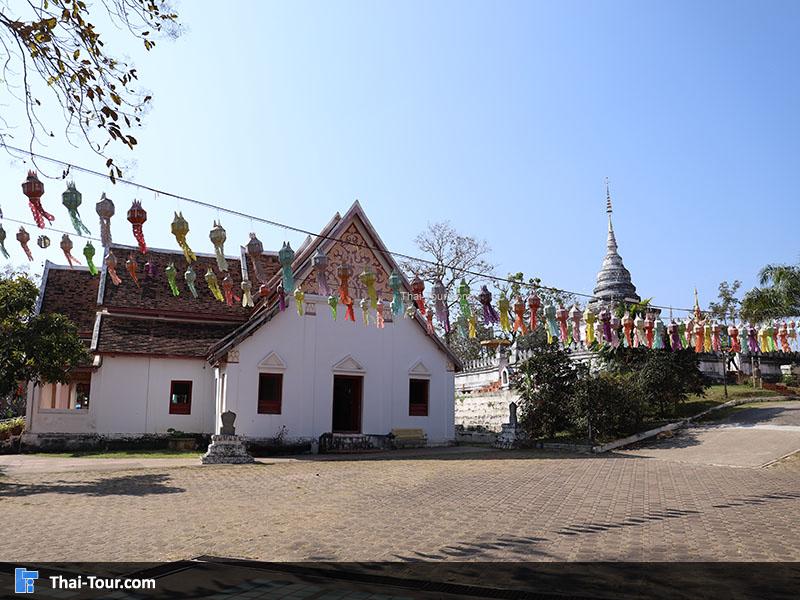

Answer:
[619,401,800,467]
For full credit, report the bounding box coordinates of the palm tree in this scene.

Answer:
[741,264,800,321]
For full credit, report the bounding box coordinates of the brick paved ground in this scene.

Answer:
[2,446,798,562]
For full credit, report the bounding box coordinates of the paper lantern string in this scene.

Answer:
[105,251,122,286]
[185,265,199,298]
[222,273,240,307]
[360,298,370,326]
[313,249,331,296]
[83,242,98,276]
[62,182,91,235]
[584,308,596,345]
[170,212,196,264]
[569,305,582,346]
[0,224,9,259]
[512,296,527,335]
[478,286,499,325]
[16,226,33,261]
[205,269,224,302]
[246,233,264,281]
[433,279,450,334]
[278,242,296,293]
[327,294,338,320]
[95,193,115,248]
[338,264,355,322]
[126,254,140,288]
[411,275,426,314]
[389,270,404,316]
[497,292,511,333]
[294,287,304,315]
[127,200,148,254]
[165,263,180,296]
[376,299,385,329]
[209,221,228,272]
[359,267,378,310]
[21,171,54,228]
[276,281,286,312]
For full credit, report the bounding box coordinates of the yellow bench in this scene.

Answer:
[390,428,427,449]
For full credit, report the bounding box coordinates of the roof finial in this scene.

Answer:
[605,177,613,214]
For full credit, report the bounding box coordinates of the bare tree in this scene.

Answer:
[0,0,180,180]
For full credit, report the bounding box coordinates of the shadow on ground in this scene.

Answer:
[0,472,185,497]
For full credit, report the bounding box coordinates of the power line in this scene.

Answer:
[1,142,696,312]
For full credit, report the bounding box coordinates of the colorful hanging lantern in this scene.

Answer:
[145,259,156,279]
[105,250,122,285]
[246,233,264,282]
[479,286,500,325]
[22,171,54,228]
[205,268,224,302]
[410,274,426,314]
[433,279,451,334]
[633,315,645,348]
[610,313,622,348]
[622,312,634,348]
[458,279,473,337]
[678,320,688,349]
[703,321,712,353]
[278,242,295,294]
[376,299,385,329]
[209,221,228,272]
[425,303,435,335]
[125,253,139,288]
[337,263,355,322]
[644,314,655,348]
[184,265,198,298]
[728,323,741,353]
[222,273,240,307]
[668,320,681,350]
[360,297,370,326]
[711,322,722,352]
[276,281,287,312]
[16,227,33,261]
[569,304,582,346]
[95,193,115,248]
[327,294,338,320]
[747,324,760,353]
[770,322,779,352]
[544,303,559,344]
[527,291,541,332]
[405,301,417,320]
[313,249,331,296]
[170,212,196,264]
[653,315,665,349]
[165,262,180,296]
[0,223,9,259]
[359,267,378,310]
[584,307,597,345]
[389,270,404,317]
[556,305,569,344]
[685,318,695,350]
[468,314,478,339]
[789,321,797,351]
[83,242,98,275]
[241,279,254,308]
[126,200,148,254]
[512,296,528,335]
[294,287,305,315]
[498,292,511,333]
[37,235,50,249]
[62,182,91,236]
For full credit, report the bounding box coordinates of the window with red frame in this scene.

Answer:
[258,373,283,414]
[409,378,429,416]
[169,380,192,415]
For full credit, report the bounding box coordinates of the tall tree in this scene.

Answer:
[741,264,800,322]
[0,0,179,179]
[0,272,88,398]
[708,280,742,322]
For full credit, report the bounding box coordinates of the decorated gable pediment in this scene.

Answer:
[331,354,365,373]
[258,351,286,370]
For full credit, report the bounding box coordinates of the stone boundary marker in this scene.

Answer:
[591,395,797,454]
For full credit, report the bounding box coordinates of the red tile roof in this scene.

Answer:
[38,265,99,337]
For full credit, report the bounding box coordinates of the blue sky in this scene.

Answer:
[2,0,799,314]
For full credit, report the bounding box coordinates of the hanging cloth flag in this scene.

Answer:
[205,268,224,302]
[313,249,331,296]
[498,292,511,333]
[95,193,115,248]
[294,287,305,315]
[644,314,655,348]
[432,279,450,334]
[22,171,54,228]
[337,264,355,322]
[728,323,741,353]
[170,212,196,264]
[479,286,500,325]
[222,273,240,307]
[389,270,404,317]
[246,233,264,282]
[569,304,582,346]
[328,294,338,320]
[165,262,180,296]
[37,235,50,249]
[105,251,122,285]
[584,308,596,345]
[359,267,378,310]
[127,200,148,254]
[0,223,9,259]
[185,265,199,298]
[209,221,228,272]
[360,297,370,326]
[527,291,541,332]
[278,242,295,293]
[126,254,140,288]
[83,242,98,276]
[62,182,91,235]
[512,296,527,335]
[653,315,665,349]
[544,304,559,344]
[376,299,385,329]
[411,274,426,314]
[458,279,472,337]
[16,226,33,261]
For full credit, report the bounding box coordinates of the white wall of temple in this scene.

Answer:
[27,356,216,435]
[220,296,456,444]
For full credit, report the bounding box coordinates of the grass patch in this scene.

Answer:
[33,449,203,459]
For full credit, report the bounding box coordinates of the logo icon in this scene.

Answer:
[14,568,38,594]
